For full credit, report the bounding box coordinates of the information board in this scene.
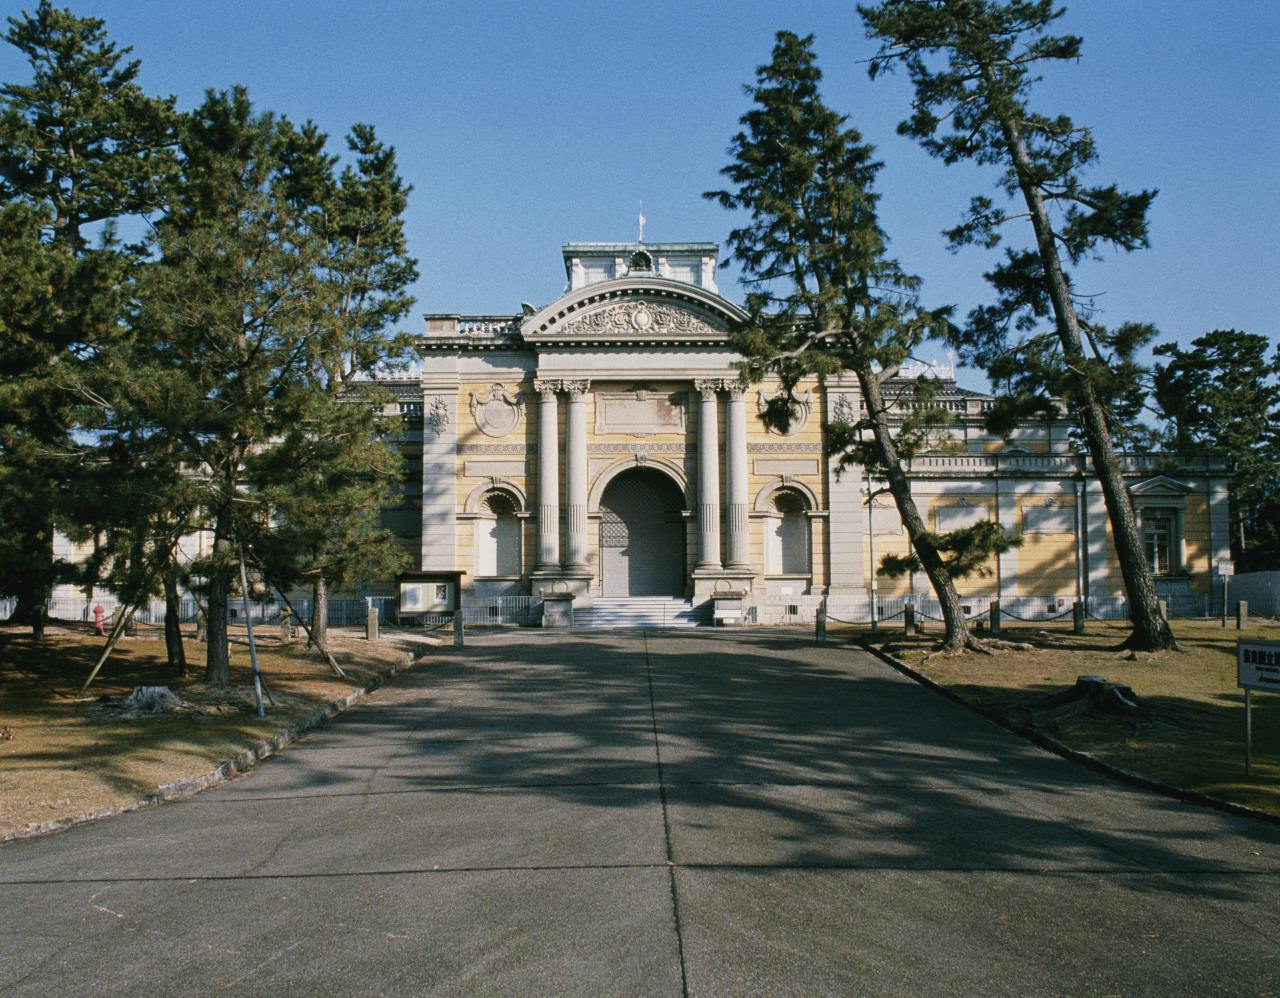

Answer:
[400,581,451,614]
[1238,639,1280,692]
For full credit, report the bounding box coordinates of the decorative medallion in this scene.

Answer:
[427,397,451,434]
[468,384,522,438]
[757,389,811,435]
[832,394,856,424]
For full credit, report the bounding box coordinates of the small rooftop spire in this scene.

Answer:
[637,200,646,243]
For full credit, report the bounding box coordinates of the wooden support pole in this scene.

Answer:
[270,583,348,680]
[80,602,138,696]
[238,544,266,718]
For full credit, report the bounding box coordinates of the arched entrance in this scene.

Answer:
[599,468,686,597]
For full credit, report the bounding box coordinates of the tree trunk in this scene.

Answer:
[163,566,187,675]
[205,526,232,684]
[991,89,1177,652]
[311,576,328,650]
[11,589,46,640]
[860,372,977,651]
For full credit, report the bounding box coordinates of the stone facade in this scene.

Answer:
[41,241,1230,618]
[366,241,1231,616]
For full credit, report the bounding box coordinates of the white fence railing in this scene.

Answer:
[9,596,401,628]
[822,592,1229,626]
[3,589,1261,631]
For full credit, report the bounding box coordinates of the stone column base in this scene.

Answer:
[691,569,757,600]
[541,593,576,629]
[531,568,595,607]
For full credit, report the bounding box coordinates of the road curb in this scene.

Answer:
[856,636,1280,828]
[2,644,435,844]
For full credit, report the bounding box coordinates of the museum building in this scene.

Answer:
[371,240,1230,623]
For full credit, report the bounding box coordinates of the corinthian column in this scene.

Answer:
[694,379,722,570]
[723,380,750,570]
[535,380,560,569]
[563,380,591,570]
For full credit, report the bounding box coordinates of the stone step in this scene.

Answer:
[572,597,710,630]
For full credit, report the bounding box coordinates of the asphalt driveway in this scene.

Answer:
[2,630,1277,995]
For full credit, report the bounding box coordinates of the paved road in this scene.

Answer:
[2,630,1277,996]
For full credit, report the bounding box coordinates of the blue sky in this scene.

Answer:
[3,1,1277,377]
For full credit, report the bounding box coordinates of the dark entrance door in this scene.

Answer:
[599,469,686,597]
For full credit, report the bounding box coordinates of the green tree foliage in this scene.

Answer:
[1154,331,1280,571]
[880,519,1022,580]
[119,88,347,683]
[0,1,175,637]
[266,120,419,645]
[707,30,1016,651]
[859,0,1177,650]
[109,89,415,683]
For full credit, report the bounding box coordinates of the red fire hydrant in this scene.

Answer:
[93,603,105,636]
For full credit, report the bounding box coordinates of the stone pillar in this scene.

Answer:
[996,487,1019,598]
[723,381,750,570]
[825,383,866,595]
[421,389,458,571]
[564,380,591,570]
[695,379,722,570]
[535,380,560,569]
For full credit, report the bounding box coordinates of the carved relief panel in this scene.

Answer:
[594,384,687,435]
[757,388,811,435]
[469,384,524,438]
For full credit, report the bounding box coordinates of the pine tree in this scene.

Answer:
[0,1,175,637]
[707,31,1017,652]
[859,0,1178,651]
[269,121,419,646]
[127,88,332,684]
[1154,331,1280,571]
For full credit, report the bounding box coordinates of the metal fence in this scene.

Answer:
[23,596,400,628]
[422,595,541,627]
[822,592,1228,627]
[2,589,1258,631]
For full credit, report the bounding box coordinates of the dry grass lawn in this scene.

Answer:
[0,622,436,837]
[841,617,1280,818]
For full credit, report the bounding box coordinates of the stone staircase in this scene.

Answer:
[572,596,710,630]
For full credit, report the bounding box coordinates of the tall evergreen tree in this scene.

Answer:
[271,121,418,645]
[1154,331,1280,570]
[859,0,1178,650]
[0,1,175,637]
[126,88,334,683]
[707,30,1016,652]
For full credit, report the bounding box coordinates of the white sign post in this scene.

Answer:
[1237,639,1280,777]
[1218,560,1235,626]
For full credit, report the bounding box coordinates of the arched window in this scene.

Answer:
[474,490,521,577]
[765,488,810,576]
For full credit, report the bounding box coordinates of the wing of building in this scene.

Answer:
[363,240,1231,623]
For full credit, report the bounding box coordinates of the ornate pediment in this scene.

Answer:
[555,298,724,339]
[521,278,744,343]
[1130,475,1193,496]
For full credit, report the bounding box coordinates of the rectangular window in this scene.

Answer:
[1143,515,1174,575]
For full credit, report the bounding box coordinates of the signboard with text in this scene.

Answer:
[1218,560,1235,577]
[1238,640,1280,692]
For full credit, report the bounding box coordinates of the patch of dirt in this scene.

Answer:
[0,623,439,836]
